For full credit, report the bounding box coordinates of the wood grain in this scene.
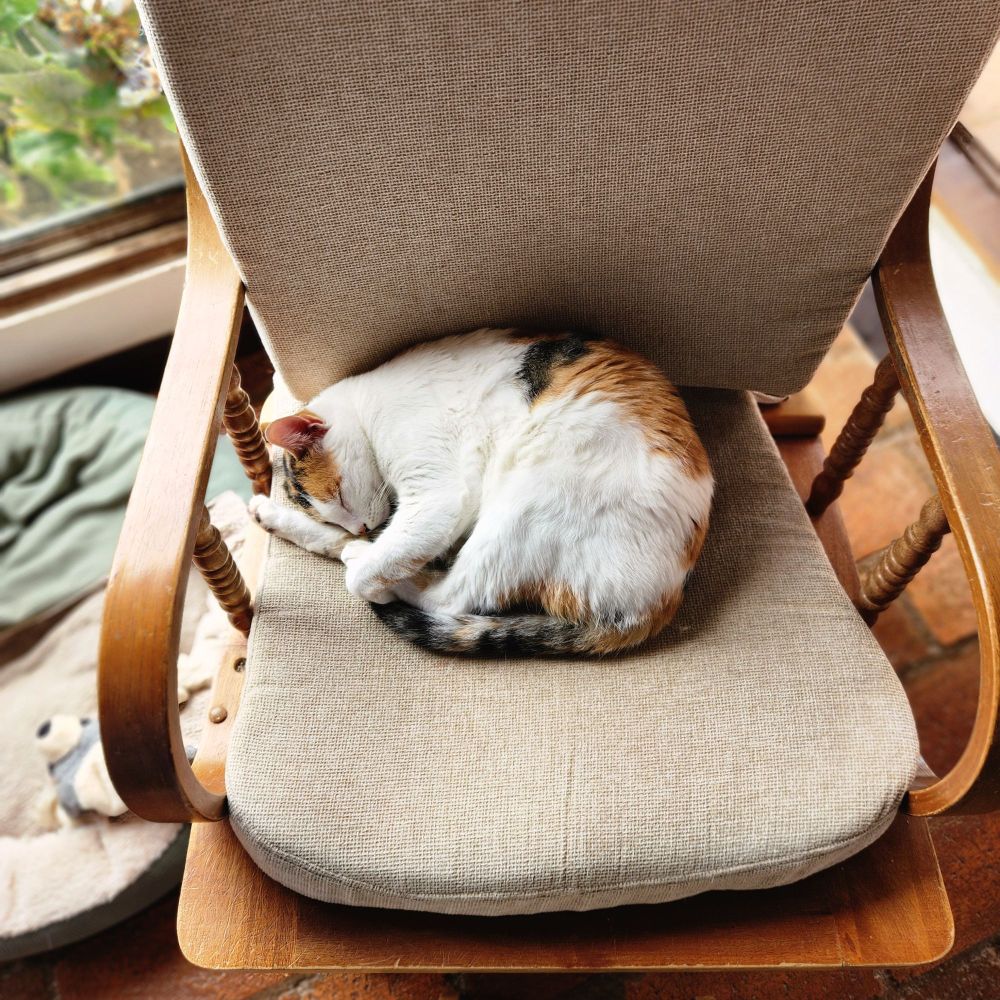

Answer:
[758,387,826,437]
[191,516,270,798]
[0,220,186,316]
[805,355,899,517]
[223,365,272,495]
[192,507,253,635]
[858,495,951,624]
[874,164,1000,816]
[98,148,245,823]
[99,148,977,966]
[0,184,186,278]
[177,813,950,971]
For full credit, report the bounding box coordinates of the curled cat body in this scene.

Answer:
[250,328,713,656]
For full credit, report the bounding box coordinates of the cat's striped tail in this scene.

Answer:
[369,601,660,656]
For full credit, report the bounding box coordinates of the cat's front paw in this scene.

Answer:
[248,494,283,534]
[341,540,395,604]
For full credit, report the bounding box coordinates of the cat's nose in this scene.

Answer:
[359,524,368,536]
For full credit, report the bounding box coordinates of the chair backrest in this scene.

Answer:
[138,1,999,401]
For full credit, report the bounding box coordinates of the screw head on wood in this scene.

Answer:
[209,705,228,724]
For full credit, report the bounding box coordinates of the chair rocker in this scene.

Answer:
[100,1,1000,972]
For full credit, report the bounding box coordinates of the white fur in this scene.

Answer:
[252,329,713,629]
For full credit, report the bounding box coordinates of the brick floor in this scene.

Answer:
[870,599,934,672]
[906,535,979,647]
[2,328,994,998]
[904,641,979,775]
[839,436,936,560]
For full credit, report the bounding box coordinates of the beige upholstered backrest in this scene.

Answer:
[139,2,999,400]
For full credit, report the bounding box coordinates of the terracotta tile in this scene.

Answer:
[930,812,1000,959]
[623,969,886,999]
[906,533,978,647]
[872,599,933,672]
[0,959,53,1000]
[887,936,1000,999]
[839,437,935,559]
[903,641,979,776]
[809,327,912,453]
[886,809,1000,986]
[452,974,611,999]
[273,974,459,1000]
[54,894,290,1000]
[810,328,877,452]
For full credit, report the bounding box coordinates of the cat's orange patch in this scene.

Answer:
[495,581,545,614]
[295,451,341,502]
[496,580,584,621]
[589,588,685,654]
[685,519,709,570]
[540,581,584,621]
[494,572,691,654]
[452,621,485,652]
[536,340,710,479]
[283,409,341,502]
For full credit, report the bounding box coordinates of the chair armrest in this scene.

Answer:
[874,164,1000,816]
[98,150,245,822]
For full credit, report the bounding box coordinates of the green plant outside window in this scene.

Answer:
[0,0,180,236]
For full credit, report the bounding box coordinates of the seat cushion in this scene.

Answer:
[228,389,918,916]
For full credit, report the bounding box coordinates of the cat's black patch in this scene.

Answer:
[283,474,312,510]
[370,602,581,658]
[282,454,313,511]
[516,335,592,401]
[471,618,578,657]
[370,601,440,648]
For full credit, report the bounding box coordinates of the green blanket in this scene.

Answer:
[0,387,251,629]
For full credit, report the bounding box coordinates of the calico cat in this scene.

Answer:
[249,328,713,655]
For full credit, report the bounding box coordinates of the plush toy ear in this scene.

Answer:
[264,412,328,458]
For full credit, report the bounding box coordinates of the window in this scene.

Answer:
[0,0,182,268]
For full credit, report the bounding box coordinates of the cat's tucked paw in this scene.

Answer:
[340,538,372,566]
[342,540,395,604]
[248,495,283,533]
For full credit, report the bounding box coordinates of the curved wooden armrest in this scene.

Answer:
[98,151,245,822]
[874,164,1000,815]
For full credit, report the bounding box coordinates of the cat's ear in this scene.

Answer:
[264,412,328,458]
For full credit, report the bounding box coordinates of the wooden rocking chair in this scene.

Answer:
[100,1,1000,972]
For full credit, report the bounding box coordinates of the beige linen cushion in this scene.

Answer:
[227,390,918,916]
[137,1,999,402]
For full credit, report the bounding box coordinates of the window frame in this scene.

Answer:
[0,179,186,315]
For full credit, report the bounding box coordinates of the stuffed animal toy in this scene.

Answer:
[35,716,127,827]
[34,639,216,828]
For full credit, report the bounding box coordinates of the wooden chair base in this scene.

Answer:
[177,813,949,971]
[177,430,952,971]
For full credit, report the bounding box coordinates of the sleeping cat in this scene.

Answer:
[249,328,713,656]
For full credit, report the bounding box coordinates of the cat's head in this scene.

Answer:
[264,409,390,535]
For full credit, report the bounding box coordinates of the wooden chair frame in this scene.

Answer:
[98,157,999,970]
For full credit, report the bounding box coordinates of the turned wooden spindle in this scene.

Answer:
[223,365,272,495]
[193,507,253,634]
[857,495,951,624]
[806,355,899,517]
